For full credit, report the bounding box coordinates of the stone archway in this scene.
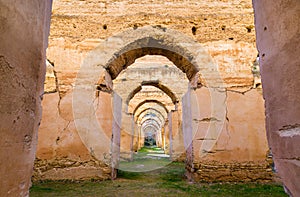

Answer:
[136,108,166,124]
[118,82,177,162]
[133,100,168,152]
[126,81,179,105]
[133,99,169,115]
[73,25,223,180]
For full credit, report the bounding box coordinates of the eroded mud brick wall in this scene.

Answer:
[36,0,273,181]
[253,0,300,195]
[0,0,52,196]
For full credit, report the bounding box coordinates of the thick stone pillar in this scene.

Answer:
[120,112,133,160]
[156,126,163,148]
[119,93,136,160]
[161,126,165,150]
[182,88,194,180]
[132,121,139,152]
[169,110,185,161]
[0,1,52,196]
[168,112,173,158]
[163,120,170,154]
[129,114,135,160]
[138,125,144,149]
[253,0,300,196]
[111,92,122,179]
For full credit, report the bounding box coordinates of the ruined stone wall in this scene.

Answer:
[192,87,272,182]
[253,0,300,195]
[0,0,52,196]
[193,160,273,182]
[46,0,258,94]
[50,0,256,44]
[36,0,273,181]
[34,91,112,180]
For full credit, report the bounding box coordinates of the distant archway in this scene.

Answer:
[135,108,166,125]
[126,81,179,105]
[133,100,169,115]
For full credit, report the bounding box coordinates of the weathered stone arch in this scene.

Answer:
[136,108,165,126]
[134,102,168,123]
[142,124,160,135]
[75,25,220,89]
[126,81,179,105]
[143,126,157,136]
[103,26,201,81]
[141,117,162,130]
[133,100,169,115]
[142,123,160,134]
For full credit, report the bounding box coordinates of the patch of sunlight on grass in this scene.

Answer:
[118,157,171,172]
[118,146,171,172]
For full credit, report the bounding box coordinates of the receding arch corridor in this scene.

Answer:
[0,0,299,196]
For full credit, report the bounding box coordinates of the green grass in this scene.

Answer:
[118,147,171,172]
[30,149,288,197]
[137,146,163,153]
[118,158,171,172]
[137,146,152,152]
[30,165,287,197]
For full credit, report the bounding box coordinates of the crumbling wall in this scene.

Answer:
[0,0,52,196]
[192,88,273,182]
[35,89,113,180]
[253,0,300,195]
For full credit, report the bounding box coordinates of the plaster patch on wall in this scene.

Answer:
[279,124,300,137]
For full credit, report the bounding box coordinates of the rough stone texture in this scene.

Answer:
[192,88,273,181]
[114,58,185,159]
[45,60,57,93]
[216,89,268,162]
[203,41,258,91]
[120,114,134,160]
[169,110,185,161]
[253,0,300,195]
[0,0,52,196]
[43,1,260,180]
[193,160,273,183]
[37,93,91,160]
[50,0,256,44]
[43,1,259,179]
[36,91,113,180]
[33,158,111,181]
[111,92,122,179]
[46,38,96,96]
